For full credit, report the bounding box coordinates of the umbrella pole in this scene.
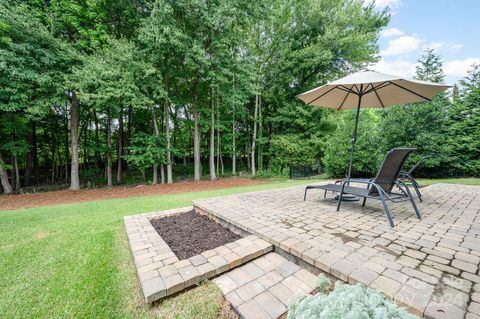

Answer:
[347,94,362,180]
[335,93,362,202]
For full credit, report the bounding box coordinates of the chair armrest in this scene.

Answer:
[340,178,374,183]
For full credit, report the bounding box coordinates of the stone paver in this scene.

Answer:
[195,184,480,318]
[215,253,316,319]
[124,207,272,303]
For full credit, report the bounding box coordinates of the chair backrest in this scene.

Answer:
[369,148,416,195]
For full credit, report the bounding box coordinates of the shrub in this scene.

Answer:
[288,280,418,319]
[323,109,382,178]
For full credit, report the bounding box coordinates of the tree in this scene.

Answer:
[0,3,74,193]
[379,49,450,177]
[72,39,151,187]
[323,110,382,177]
[124,133,166,181]
[448,64,480,176]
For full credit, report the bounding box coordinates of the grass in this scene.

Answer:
[0,177,477,319]
[418,177,480,186]
[0,179,319,319]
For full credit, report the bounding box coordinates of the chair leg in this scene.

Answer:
[378,192,395,227]
[405,185,422,220]
[324,189,327,198]
[362,197,367,207]
[304,187,308,201]
[336,184,346,212]
[408,175,422,202]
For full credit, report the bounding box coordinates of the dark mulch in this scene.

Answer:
[150,210,242,260]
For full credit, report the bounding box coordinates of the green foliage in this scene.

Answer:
[124,133,166,174]
[323,109,382,177]
[288,281,418,319]
[0,3,74,114]
[447,64,480,177]
[269,134,324,169]
[315,274,332,293]
[378,49,451,177]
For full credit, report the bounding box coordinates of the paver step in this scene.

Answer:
[214,252,317,319]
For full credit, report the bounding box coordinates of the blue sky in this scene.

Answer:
[370,0,480,84]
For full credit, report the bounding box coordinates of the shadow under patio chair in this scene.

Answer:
[398,155,429,202]
[304,148,421,227]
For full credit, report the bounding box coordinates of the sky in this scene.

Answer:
[370,0,480,84]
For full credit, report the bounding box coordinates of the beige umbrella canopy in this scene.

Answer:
[297,70,450,109]
[297,70,450,180]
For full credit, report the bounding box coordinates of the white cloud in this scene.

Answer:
[382,35,422,56]
[374,0,402,9]
[444,58,480,77]
[424,41,463,54]
[371,59,418,78]
[381,28,404,38]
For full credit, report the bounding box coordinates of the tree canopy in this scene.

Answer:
[0,0,478,194]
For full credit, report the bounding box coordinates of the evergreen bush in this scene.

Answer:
[288,277,418,319]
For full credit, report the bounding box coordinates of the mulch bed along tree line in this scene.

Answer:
[150,210,242,260]
[0,178,261,211]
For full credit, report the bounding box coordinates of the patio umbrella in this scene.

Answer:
[296,70,449,181]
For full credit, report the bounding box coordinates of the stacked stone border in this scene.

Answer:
[124,207,272,303]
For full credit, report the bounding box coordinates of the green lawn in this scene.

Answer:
[0,178,478,319]
[418,177,480,186]
[0,179,317,319]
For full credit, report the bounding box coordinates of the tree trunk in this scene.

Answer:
[126,105,132,170]
[127,106,132,146]
[152,106,159,185]
[209,86,216,181]
[160,163,165,184]
[232,102,236,176]
[64,110,69,183]
[251,94,259,176]
[220,152,224,175]
[32,121,39,184]
[10,156,16,190]
[257,95,263,172]
[106,114,113,188]
[165,102,173,184]
[82,113,89,170]
[152,164,158,184]
[69,92,80,190]
[24,121,35,186]
[93,109,101,168]
[193,70,201,181]
[13,155,20,192]
[117,108,123,184]
[0,150,13,194]
[216,92,220,177]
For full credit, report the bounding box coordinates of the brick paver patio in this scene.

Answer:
[193,184,480,319]
[215,252,317,319]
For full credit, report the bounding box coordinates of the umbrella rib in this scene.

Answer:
[306,86,338,105]
[352,84,360,94]
[337,85,356,94]
[337,89,351,110]
[363,83,373,94]
[390,82,432,101]
[363,81,391,95]
[372,86,385,108]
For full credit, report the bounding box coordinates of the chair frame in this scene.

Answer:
[398,155,429,202]
[304,148,421,227]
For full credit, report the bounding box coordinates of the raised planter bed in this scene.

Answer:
[124,207,272,303]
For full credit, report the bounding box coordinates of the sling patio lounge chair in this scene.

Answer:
[304,148,421,227]
[398,155,429,202]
